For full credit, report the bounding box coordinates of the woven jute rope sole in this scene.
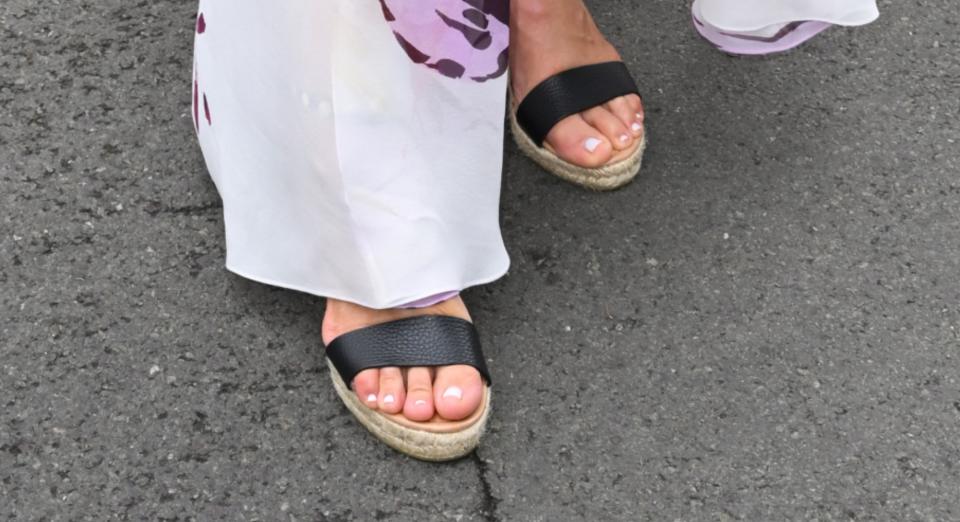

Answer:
[327,360,490,462]
[509,109,646,191]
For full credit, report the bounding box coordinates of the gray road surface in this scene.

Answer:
[2,1,959,520]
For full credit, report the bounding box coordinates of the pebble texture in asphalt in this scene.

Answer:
[2,0,959,520]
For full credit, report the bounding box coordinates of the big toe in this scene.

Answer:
[544,114,614,168]
[433,364,484,421]
[352,368,380,409]
[403,367,435,422]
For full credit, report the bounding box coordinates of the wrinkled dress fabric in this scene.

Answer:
[696,0,878,32]
[692,0,878,55]
[192,1,511,309]
[694,0,879,33]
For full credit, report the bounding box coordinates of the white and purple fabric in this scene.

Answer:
[692,0,879,55]
[192,1,511,309]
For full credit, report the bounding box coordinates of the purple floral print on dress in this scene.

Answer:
[193,12,211,131]
[380,0,509,82]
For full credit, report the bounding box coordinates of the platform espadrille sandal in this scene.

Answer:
[324,315,492,462]
[510,61,646,191]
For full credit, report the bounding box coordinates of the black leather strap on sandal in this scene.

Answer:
[325,315,492,386]
[515,61,640,146]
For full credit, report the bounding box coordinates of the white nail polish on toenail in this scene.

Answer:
[636,112,643,120]
[383,394,395,404]
[632,122,642,133]
[366,394,377,403]
[584,137,602,152]
[415,399,427,406]
[442,386,463,400]
[619,134,629,143]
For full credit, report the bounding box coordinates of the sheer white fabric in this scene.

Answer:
[192,1,510,309]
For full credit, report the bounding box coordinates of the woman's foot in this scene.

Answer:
[510,0,645,168]
[321,297,485,423]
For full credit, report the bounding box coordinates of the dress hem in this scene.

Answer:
[223,260,510,310]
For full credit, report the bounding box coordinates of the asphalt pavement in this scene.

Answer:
[3,0,960,520]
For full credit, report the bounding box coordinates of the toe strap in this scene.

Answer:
[324,316,492,387]
[516,61,640,146]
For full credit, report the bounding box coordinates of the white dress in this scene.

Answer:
[692,0,879,55]
[192,1,511,309]
[696,0,878,32]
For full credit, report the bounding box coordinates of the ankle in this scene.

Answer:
[512,0,595,29]
[322,299,380,345]
[321,299,349,345]
[511,0,552,23]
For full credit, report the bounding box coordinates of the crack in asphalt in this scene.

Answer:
[471,451,500,522]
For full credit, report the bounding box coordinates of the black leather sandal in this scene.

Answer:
[509,61,647,191]
[324,315,492,461]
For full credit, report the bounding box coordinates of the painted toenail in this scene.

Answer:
[383,394,396,404]
[619,134,629,143]
[366,394,377,403]
[632,122,642,133]
[584,137,602,152]
[442,386,463,400]
[414,399,427,406]
[636,112,643,120]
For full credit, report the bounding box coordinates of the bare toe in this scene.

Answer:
[433,364,484,421]
[626,93,644,120]
[403,367,435,422]
[544,114,614,168]
[604,95,644,137]
[352,369,380,409]
[581,106,633,150]
[378,367,405,414]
